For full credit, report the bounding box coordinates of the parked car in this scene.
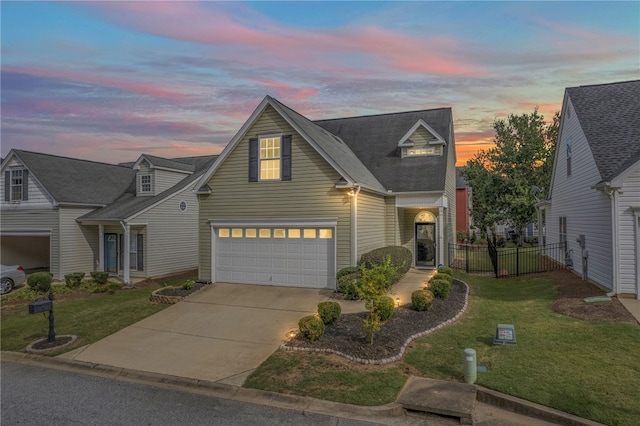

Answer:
[1,264,26,295]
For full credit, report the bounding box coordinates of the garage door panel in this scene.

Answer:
[216,227,335,289]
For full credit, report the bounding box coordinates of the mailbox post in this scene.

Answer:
[28,288,56,343]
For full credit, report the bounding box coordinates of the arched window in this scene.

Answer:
[415,211,436,223]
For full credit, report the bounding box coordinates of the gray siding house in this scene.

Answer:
[542,80,640,298]
[1,150,216,283]
[196,96,457,289]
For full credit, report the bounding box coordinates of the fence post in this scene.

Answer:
[516,246,520,277]
[465,245,469,273]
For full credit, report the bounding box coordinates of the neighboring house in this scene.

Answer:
[455,166,471,234]
[541,80,640,298]
[1,150,216,283]
[195,96,457,289]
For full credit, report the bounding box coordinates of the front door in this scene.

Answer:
[104,233,118,273]
[416,223,436,267]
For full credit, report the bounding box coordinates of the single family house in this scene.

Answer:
[1,150,216,283]
[540,80,640,298]
[195,96,457,289]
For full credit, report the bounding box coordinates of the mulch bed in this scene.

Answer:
[284,280,467,362]
[548,269,638,324]
[30,335,74,350]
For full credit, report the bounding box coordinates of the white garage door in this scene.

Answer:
[215,226,335,289]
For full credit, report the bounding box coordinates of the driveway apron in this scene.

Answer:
[65,283,330,384]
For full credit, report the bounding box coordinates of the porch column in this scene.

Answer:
[122,222,130,284]
[98,225,104,271]
[438,206,444,266]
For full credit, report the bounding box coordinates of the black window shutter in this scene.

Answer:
[4,171,9,201]
[22,169,29,200]
[282,135,292,181]
[137,234,144,271]
[249,138,258,182]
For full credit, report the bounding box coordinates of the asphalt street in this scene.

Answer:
[0,361,379,426]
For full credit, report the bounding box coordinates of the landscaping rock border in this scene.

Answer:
[281,279,469,364]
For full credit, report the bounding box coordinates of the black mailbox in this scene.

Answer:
[29,300,52,314]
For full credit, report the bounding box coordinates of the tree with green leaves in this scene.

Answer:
[462,108,559,245]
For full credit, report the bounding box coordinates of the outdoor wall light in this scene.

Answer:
[395,297,400,308]
[348,189,355,197]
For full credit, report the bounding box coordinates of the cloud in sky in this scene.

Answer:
[1,1,638,165]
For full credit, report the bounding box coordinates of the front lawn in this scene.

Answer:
[0,277,192,355]
[245,272,640,426]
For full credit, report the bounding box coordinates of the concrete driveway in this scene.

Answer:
[61,283,331,385]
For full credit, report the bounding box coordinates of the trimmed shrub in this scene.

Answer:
[337,272,361,300]
[430,272,452,284]
[317,301,341,324]
[27,272,53,293]
[90,271,110,285]
[64,272,85,288]
[430,278,451,299]
[374,296,395,321]
[337,266,359,280]
[298,315,325,342]
[437,266,454,276]
[411,289,434,311]
[359,246,412,277]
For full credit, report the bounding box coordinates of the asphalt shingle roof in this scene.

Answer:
[315,108,453,192]
[139,154,196,173]
[12,150,135,206]
[567,80,640,182]
[268,97,386,193]
[80,155,217,221]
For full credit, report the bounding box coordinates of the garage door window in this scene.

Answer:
[232,228,243,238]
[245,228,257,238]
[288,229,300,238]
[274,229,286,238]
[259,229,271,238]
[219,229,230,238]
[304,229,316,238]
[319,229,333,239]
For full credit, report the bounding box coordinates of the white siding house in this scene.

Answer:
[1,150,215,283]
[543,80,640,298]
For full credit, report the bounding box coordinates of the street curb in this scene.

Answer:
[476,387,606,426]
[1,351,403,421]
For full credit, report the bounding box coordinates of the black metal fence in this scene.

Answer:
[449,242,567,278]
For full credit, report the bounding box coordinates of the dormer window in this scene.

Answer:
[407,147,438,156]
[140,174,153,194]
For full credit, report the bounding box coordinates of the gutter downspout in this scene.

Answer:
[120,221,130,285]
[351,185,361,266]
[596,183,620,297]
[608,188,620,297]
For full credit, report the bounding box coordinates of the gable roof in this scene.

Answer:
[197,96,454,194]
[133,154,195,173]
[2,150,135,206]
[80,155,217,221]
[315,107,454,192]
[197,96,386,193]
[567,80,640,183]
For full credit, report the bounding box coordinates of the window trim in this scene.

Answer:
[139,174,153,194]
[10,169,23,201]
[248,134,291,182]
[259,135,282,181]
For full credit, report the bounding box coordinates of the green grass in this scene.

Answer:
[0,278,191,355]
[246,273,640,426]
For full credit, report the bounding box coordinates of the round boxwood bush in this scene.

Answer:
[430,272,452,284]
[27,272,53,293]
[298,315,325,342]
[411,289,434,311]
[374,296,395,321]
[90,271,110,285]
[336,266,359,280]
[317,301,341,324]
[430,278,451,299]
[437,266,454,276]
[64,272,85,288]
